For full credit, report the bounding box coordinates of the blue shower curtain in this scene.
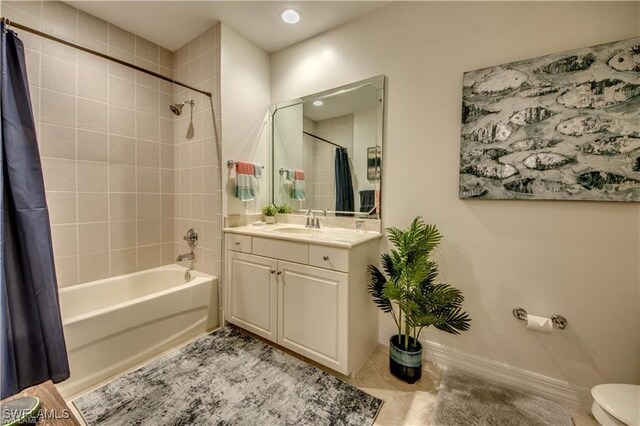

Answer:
[334,147,354,215]
[1,23,69,399]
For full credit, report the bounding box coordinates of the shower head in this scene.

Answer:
[169,100,194,116]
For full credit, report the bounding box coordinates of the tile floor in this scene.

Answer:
[65,327,600,426]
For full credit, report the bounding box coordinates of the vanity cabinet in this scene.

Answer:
[225,232,380,376]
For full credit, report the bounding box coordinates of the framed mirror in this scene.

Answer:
[270,75,384,218]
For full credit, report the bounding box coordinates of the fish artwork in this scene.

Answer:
[461,161,519,180]
[607,45,640,72]
[557,79,640,109]
[518,86,560,98]
[504,178,572,195]
[509,138,561,151]
[472,69,528,95]
[459,183,489,198]
[464,122,514,143]
[467,148,510,160]
[577,171,640,191]
[556,116,611,136]
[509,107,555,125]
[522,152,572,170]
[538,54,596,74]
[577,136,640,156]
[460,38,639,201]
[461,102,497,124]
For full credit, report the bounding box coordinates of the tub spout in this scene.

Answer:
[176,252,194,262]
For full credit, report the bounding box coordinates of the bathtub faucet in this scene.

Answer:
[176,252,194,262]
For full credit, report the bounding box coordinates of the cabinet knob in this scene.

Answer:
[270,270,276,274]
[323,256,329,261]
[235,241,240,246]
[277,271,282,276]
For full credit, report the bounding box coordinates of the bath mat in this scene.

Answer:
[73,326,382,425]
[432,370,573,426]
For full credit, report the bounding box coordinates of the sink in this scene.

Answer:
[274,227,321,235]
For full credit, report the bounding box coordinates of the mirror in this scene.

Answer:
[270,75,384,218]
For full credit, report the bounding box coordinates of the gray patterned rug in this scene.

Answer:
[432,370,573,426]
[73,326,382,425]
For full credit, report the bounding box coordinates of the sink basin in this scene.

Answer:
[275,227,321,235]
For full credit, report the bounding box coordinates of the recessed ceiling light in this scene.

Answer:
[280,9,301,24]
[313,100,324,106]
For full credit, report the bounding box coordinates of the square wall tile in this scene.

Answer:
[79,252,109,283]
[42,1,78,43]
[109,76,135,108]
[137,167,160,193]
[109,164,136,193]
[137,140,159,167]
[78,161,108,192]
[138,244,161,270]
[42,158,76,191]
[108,24,135,53]
[78,222,109,254]
[51,224,77,257]
[109,106,135,137]
[47,192,77,225]
[41,89,76,127]
[78,66,108,102]
[78,98,108,133]
[110,248,137,276]
[40,124,76,159]
[41,55,76,95]
[138,219,161,246]
[109,135,136,165]
[137,194,160,220]
[77,130,108,162]
[78,192,108,223]
[110,193,136,221]
[55,256,78,287]
[110,221,137,250]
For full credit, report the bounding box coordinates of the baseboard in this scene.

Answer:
[378,327,591,410]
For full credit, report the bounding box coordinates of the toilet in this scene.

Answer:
[591,384,640,426]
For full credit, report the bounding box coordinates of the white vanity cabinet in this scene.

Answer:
[225,229,380,376]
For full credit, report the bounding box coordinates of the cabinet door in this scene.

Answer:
[227,252,278,342]
[277,261,348,374]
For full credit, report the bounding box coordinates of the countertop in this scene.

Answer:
[223,223,382,249]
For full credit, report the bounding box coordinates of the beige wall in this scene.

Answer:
[171,25,222,279]
[3,1,177,285]
[221,23,270,216]
[270,1,640,388]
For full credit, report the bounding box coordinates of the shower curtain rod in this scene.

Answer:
[303,131,345,149]
[0,17,212,98]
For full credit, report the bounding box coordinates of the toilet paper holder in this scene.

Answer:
[512,307,568,330]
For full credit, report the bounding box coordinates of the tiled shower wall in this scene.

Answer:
[2,1,181,286]
[303,114,354,210]
[171,26,222,278]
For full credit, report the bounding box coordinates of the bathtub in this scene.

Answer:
[56,264,217,398]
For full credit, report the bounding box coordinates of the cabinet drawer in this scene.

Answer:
[253,237,308,264]
[227,234,252,253]
[309,245,349,272]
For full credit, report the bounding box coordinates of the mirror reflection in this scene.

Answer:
[271,76,384,218]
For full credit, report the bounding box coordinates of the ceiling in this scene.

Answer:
[66,1,389,53]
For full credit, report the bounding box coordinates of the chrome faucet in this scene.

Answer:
[176,252,194,261]
[304,210,315,228]
[304,210,321,229]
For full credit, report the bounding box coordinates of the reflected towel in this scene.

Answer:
[254,164,262,179]
[291,179,305,201]
[235,161,255,176]
[295,169,304,181]
[235,174,256,201]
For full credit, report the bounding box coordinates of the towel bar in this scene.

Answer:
[227,159,263,169]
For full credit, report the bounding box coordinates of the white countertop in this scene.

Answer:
[223,223,382,248]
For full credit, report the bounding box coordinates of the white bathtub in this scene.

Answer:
[56,264,217,398]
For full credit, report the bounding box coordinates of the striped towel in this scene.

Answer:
[235,174,256,201]
[235,161,255,175]
[290,169,305,200]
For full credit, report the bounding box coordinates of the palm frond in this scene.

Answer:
[367,265,393,313]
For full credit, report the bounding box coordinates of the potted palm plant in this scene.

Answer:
[369,217,471,383]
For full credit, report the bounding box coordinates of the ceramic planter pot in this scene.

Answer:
[389,335,422,384]
[264,216,275,224]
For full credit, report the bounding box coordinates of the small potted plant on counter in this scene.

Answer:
[276,203,293,214]
[262,204,278,224]
[368,217,471,384]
